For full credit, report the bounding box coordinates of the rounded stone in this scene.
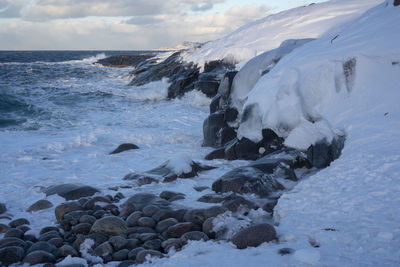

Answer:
[0,246,25,266]
[27,241,58,257]
[4,228,24,239]
[180,231,209,246]
[136,249,163,264]
[16,225,30,233]
[0,223,10,234]
[86,233,109,246]
[48,238,64,248]
[202,217,216,239]
[127,247,144,260]
[142,205,160,217]
[23,250,56,265]
[55,202,83,222]
[161,238,181,253]
[137,217,156,228]
[72,223,92,235]
[125,239,140,250]
[27,200,53,212]
[93,242,114,257]
[90,216,128,236]
[40,227,59,236]
[79,215,97,225]
[112,249,129,261]
[167,222,194,238]
[139,233,158,242]
[109,236,128,251]
[39,230,61,242]
[9,218,30,228]
[143,239,162,251]
[155,218,178,233]
[231,223,277,249]
[59,244,79,257]
[0,238,28,250]
[126,211,143,227]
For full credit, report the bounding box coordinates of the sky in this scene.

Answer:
[0,0,328,50]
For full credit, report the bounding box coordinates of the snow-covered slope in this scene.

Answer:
[183,0,382,68]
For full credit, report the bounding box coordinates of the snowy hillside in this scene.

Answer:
[183,0,382,68]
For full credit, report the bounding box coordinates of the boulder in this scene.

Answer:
[307,135,345,168]
[109,143,139,154]
[0,246,25,266]
[90,216,128,236]
[0,203,6,214]
[167,222,194,238]
[26,241,58,257]
[126,211,143,227]
[137,217,156,228]
[72,223,92,235]
[231,223,277,249]
[135,249,163,264]
[113,249,129,261]
[155,218,178,233]
[0,238,28,250]
[23,250,56,265]
[143,239,162,251]
[109,236,128,251]
[55,202,83,222]
[203,112,225,147]
[4,229,24,239]
[128,247,145,260]
[161,238,181,253]
[0,224,9,234]
[93,241,113,257]
[9,218,30,228]
[44,183,99,200]
[180,231,209,246]
[159,191,185,201]
[27,200,53,212]
[122,193,168,216]
[183,206,227,226]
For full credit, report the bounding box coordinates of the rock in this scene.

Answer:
[202,217,215,239]
[39,231,61,242]
[222,195,258,212]
[109,143,139,154]
[307,136,345,168]
[167,65,199,99]
[203,112,225,147]
[159,191,185,201]
[0,223,10,233]
[135,249,163,264]
[59,245,78,257]
[27,200,53,212]
[109,236,128,251]
[122,193,168,217]
[128,226,156,235]
[210,94,222,114]
[97,54,154,68]
[83,196,111,210]
[16,225,30,233]
[72,223,92,235]
[4,228,24,239]
[197,194,225,204]
[231,224,277,249]
[90,216,128,236]
[212,166,284,197]
[86,233,108,246]
[125,239,140,250]
[137,217,156,228]
[27,241,58,257]
[40,227,59,236]
[113,249,129,261]
[143,239,162,251]
[395,0,400,6]
[180,231,209,245]
[128,247,145,260]
[152,209,186,223]
[93,241,113,257]
[183,206,227,226]
[23,234,36,243]
[262,199,278,213]
[118,260,137,267]
[139,233,158,242]
[0,238,28,250]
[93,210,107,219]
[126,211,143,227]
[142,205,160,217]
[0,246,25,266]
[161,238,181,253]
[9,218,30,228]
[55,202,83,222]
[48,238,63,248]
[194,73,220,97]
[278,248,295,256]
[45,183,99,201]
[155,218,178,233]
[0,203,6,214]
[167,222,194,238]
[193,186,209,192]
[79,215,97,225]
[24,250,56,265]
[205,147,226,160]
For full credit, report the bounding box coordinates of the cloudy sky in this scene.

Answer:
[0,0,327,50]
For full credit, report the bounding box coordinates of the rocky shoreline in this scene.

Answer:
[0,51,345,266]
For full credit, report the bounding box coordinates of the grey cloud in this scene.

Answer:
[0,0,23,18]
[126,16,164,25]
[191,3,213,12]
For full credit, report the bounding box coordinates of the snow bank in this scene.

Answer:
[236,1,400,150]
[183,0,381,68]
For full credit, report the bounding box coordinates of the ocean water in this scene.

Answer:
[0,51,246,230]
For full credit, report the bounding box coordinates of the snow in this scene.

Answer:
[56,256,88,267]
[166,153,193,175]
[183,0,382,69]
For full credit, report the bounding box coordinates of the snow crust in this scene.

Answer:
[183,0,382,68]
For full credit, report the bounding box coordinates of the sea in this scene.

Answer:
[0,51,245,229]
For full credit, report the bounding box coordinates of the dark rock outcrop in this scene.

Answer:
[97,54,155,68]
[110,143,139,154]
[307,135,345,168]
[44,183,99,201]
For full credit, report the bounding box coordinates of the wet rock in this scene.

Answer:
[97,54,154,68]
[90,216,128,236]
[93,210,107,219]
[23,234,36,243]
[27,200,53,212]
[222,195,258,212]
[40,227,59,236]
[137,217,156,228]
[122,193,168,217]
[193,186,209,192]
[93,241,113,257]
[27,241,58,257]
[142,205,160,217]
[59,245,78,257]
[0,238,28,250]
[0,203,6,214]
[72,223,92,235]
[110,143,139,154]
[126,211,143,227]
[307,136,345,168]
[152,209,183,223]
[128,226,156,235]
[109,236,128,251]
[44,183,99,201]
[0,223,9,233]
[0,246,25,266]
[135,249,163,264]
[197,194,225,204]
[83,196,111,210]
[262,199,278,213]
[113,249,129,261]
[128,247,145,260]
[16,225,30,233]
[212,166,284,197]
[48,238,63,248]
[55,202,83,222]
[139,233,158,242]
[167,222,194,238]
[231,224,277,249]
[205,147,226,160]
[79,215,97,225]
[4,228,24,239]
[203,112,225,147]
[161,238,181,253]
[143,239,162,251]
[155,218,178,233]
[183,206,227,226]
[9,218,30,228]
[202,217,215,239]
[39,231,61,242]
[181,231,209,246]
[118,260,136,267]
[125,239,140,250]
[194,73,220,98]
[159,191,185,201]
[278,247,295,256]
[24,250,56,265]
